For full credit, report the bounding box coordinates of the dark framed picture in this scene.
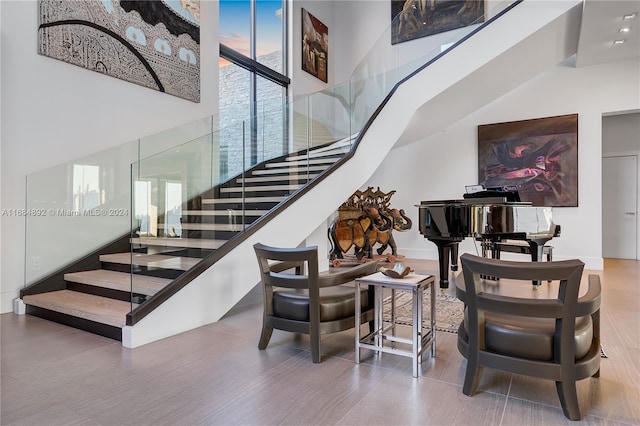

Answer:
[478,114,579,207]
[301,8,328,82]
[391,0,485,45]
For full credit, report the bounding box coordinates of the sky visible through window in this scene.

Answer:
[219,0,283,66]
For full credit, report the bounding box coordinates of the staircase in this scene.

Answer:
[21,139,352,341]
[20,0,583,347]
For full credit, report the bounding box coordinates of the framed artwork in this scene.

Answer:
[38,0,200,102]
[301,8,328,83]
[478,114,579,207]
[391,0,485,45]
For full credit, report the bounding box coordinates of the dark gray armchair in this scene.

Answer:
[457,253,601,421]
[254,243,378,363]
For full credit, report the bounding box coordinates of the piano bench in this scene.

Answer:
[479,241,554,283]
[480,240,553,262]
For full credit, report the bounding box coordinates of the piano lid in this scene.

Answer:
[418,197,531,207]
[463,185,521,202]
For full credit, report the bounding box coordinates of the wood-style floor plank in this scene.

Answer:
[2,258,638,425]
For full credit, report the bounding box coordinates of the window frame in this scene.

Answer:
[219,0,290,165]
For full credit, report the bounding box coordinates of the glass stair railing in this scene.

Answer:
[20,0,520,339]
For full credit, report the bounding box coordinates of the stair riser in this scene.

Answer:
[218,190,296,198]
[26,305,122,341]
[67,281,143,303]
[155,248,214,259]
[201,200,282,208]
[180,215,260,226]
[101,262,184,280]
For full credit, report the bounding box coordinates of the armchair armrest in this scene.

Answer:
[577,274,601,316]
[318,261,379,288]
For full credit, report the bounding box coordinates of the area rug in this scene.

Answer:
[382,290,463,334]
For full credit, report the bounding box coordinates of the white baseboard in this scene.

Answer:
[13,298,26,315]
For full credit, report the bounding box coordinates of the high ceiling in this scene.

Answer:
[576,0,640,67]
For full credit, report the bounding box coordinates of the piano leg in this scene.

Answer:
[450,244,459,271]
[437,245,451,289]
[528,242,542,262]
[528,241,546,286]
[434,241,460,289]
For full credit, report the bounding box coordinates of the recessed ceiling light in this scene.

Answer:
[613,39,626,45]
[620,27,631,33]
[623,13,637,20]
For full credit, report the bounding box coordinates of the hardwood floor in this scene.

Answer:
[2,258,639,425]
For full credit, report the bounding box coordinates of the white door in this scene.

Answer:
[602,155,638,259]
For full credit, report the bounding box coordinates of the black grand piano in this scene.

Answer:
[418,189,560,288]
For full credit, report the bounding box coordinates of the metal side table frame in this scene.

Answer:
[355,272,436,377]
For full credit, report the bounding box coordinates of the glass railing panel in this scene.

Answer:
[131,131,221,303]
[349,0,513,137]
[255,101,288,166]
[290,94,311,154]
[349,20,402,136]
[132,131,216,243]
[307,80,352,149]
[25,140,138,285]
[248,104,309,228]
[138,115,214,160]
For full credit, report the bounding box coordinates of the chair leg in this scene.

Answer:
[556,380,581,420]
[258,324,273,350]
[311,331,321,363]
[462,360,483,396]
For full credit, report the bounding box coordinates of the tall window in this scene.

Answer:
[219,0,289,177]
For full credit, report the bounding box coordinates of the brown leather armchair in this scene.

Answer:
[457,253,601,421]
[254,243,378,363]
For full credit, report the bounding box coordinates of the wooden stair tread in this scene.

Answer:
[100,253,199,270]
[236,175,318,184]
[64,270,171,296]
[131,237,227,250]
[202,196,285,204]
[220,184,302,193]
[179,223,243,231]
[251,165,328,175]
[23,290,136,328]
[182,210,268,216]
[285,147,348,161]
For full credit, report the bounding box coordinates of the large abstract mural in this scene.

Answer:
[391,0,485,45]
[478,114,579,207]
[38,0,200,102]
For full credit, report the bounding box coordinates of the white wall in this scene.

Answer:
[0,1,219,313]
[365,58,640,270]
[332,1,510,86]
[290,1,336,98]
[603,113,640,154]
